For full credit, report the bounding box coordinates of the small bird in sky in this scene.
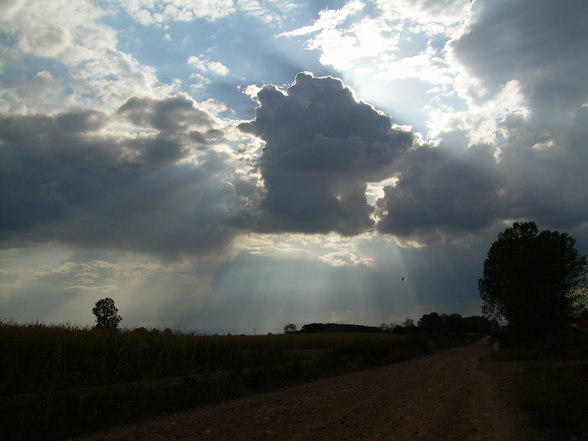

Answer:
[401,277,405,282]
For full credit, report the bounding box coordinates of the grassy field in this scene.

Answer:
[487,330,588,440]
[0,320,477,441]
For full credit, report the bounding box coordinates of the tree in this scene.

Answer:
[403,318,415,328]
[283,323,297,333]
[478,221,587,339]
[443,313,463,335]
[92,297,122,329]
[418,312,442,333]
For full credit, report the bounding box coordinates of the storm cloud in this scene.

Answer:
[240,72,414,236]
[0,95,251,259]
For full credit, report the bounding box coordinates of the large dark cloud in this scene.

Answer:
[239,72,414,235]
[376,137,504,244]
[0,96,252,259]
[496,110,588,230]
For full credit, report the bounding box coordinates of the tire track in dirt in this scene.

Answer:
[68,338,545,441]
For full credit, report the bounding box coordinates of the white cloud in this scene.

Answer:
[309,17,395,71]
[241,84,263,102]
[374,0,470,30]
[427,80,530,145]
[279,1,364,37]
[199,98,229,115]
[238,232,375,268]
[0,0,26,22]
[1,0,174,113]
[0,71,70,114]
[207,61,230,76]
[279,2,387,72]
[237,0,279,24]
[189,73,210,90]
[374,46,453,85]
[319,250,374,267]
[188,55,230,76]
[187,55,207,71]
[118,0,236,25]
[17,24,73,57]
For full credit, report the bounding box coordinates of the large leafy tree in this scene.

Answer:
[479,221,587,338]
[92,297,122,329]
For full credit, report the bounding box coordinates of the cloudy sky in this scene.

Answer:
[1,0,587,333]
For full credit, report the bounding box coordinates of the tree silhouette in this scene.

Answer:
[418,312,442,333]
[403,318,415,328]
[92,297,122,329]
[479,221,587,339]
[283,323,297,333]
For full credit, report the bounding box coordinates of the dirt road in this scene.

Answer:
[69,338,544,441]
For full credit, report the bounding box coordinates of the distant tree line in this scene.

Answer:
[289,314,493,335]
[381,314,493,335]
[417,313,492,334]
[299,323,383,333]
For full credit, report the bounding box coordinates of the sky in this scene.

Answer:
[1,0,587,334]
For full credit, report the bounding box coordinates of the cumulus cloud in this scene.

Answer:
[0,96,254,259]
[239,72,413,236]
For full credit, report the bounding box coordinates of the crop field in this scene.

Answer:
[0,321,476,440]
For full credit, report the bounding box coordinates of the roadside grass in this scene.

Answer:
[0,320,479,441]
[489,329,588,362]
[516,363,588,439]
[487,330,588,440]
